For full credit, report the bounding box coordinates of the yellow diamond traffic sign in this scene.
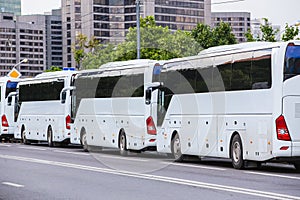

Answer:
[7,68,21,79]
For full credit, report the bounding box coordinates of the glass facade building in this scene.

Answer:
[0,0,21,16]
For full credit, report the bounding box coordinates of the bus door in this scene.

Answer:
[6,92,17,128]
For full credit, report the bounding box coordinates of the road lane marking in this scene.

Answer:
[0,144,11,147]
[245,171,300,180]
[18,146,47,151]
[0,154,299,200]
[99,155,149,162]
[2,182,24,188]
[163,162,226,171]
[53,150,89,156]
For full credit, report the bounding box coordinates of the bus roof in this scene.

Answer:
[35,70,76,79]
[198,42,279,57]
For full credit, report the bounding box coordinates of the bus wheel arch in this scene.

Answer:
[229,132,244,169]
[47,125,54,147]
[118,129,128,156]
[171,131,184,162]
[80,127,88,152]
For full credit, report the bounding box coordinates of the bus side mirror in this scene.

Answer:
[145,89,152,105]
[60,86,76,104]
[61,91,67,104]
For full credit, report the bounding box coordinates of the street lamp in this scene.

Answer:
[13,58,28,70]
[136,0,141,59]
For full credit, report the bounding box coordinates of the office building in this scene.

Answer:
[0,12,45,77]
[212,12,251,43]
[0,0,21,16]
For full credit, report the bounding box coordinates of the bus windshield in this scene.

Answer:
[284,44,300,81]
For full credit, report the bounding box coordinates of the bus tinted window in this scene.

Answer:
[159,49,272,93]
[19,81,64,102]
[284,45,300,80]
[252,50,272,89]
[231,52,252,90]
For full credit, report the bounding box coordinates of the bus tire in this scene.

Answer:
[231,134,244,169]
[80,129,88,152]
[119,131,128,156]
[294,162,300,172]
[47,126,53,147]
[171,133,184,162]
[21,127,30,145]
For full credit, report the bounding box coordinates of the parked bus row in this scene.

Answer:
[1,41,300,170]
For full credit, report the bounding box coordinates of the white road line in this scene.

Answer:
[2,182,24,188]
[245,171,300,180]
[0,154,299,200]
[99,155,149,162]
[0,144,11,147]
[18,146,47,151]
[164,162,226,171]
[53,150,89,156]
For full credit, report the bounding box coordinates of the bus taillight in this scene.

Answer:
[146,116,157,135]
[1,115,9,127]
[66,115,71,130]
[276,115,291,141]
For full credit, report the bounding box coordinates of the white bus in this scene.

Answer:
[70,60,160,153]
[151,41,300,169]
[14,71,76,146]
[0,77,19,140]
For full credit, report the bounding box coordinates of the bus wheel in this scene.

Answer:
[119,131,128,156]
[294,163,300,172]
[171,133,184,162]
[47,126,53,147]
[231,134,244,169]
[81,130,88,152]
[21,128,30,145]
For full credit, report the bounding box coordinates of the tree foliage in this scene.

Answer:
[260,18,278,42]
[45,66,62,72]
[73,33,99,69]
[282,23,299,41]
[191,21,237,49]
[83,16,201,69]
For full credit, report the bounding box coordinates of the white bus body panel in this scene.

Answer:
[157,90,274,161]
[14,101,68,142]
[282,76,300,157]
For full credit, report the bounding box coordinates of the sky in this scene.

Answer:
[21,0,300,29]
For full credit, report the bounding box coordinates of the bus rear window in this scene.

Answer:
[284,44,300,81]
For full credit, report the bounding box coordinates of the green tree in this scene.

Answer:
[212,21,237,46]
[191,23,213,49]
[45,66,62,72]
[82,16,200,69]
[260,18,278,42]
[191,21,236,49]
[245,29,256,42]
[282,23,299,41]
[73,33,99,70]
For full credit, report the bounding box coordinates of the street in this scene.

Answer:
[0,143,299,200]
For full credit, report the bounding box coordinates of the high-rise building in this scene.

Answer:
[0,0,21,16]
[211,12,251,43]
[62,0,211,68]
[45,9,63,68]
[0,12,45,77]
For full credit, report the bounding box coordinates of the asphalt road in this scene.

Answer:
[0,143,300,200]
